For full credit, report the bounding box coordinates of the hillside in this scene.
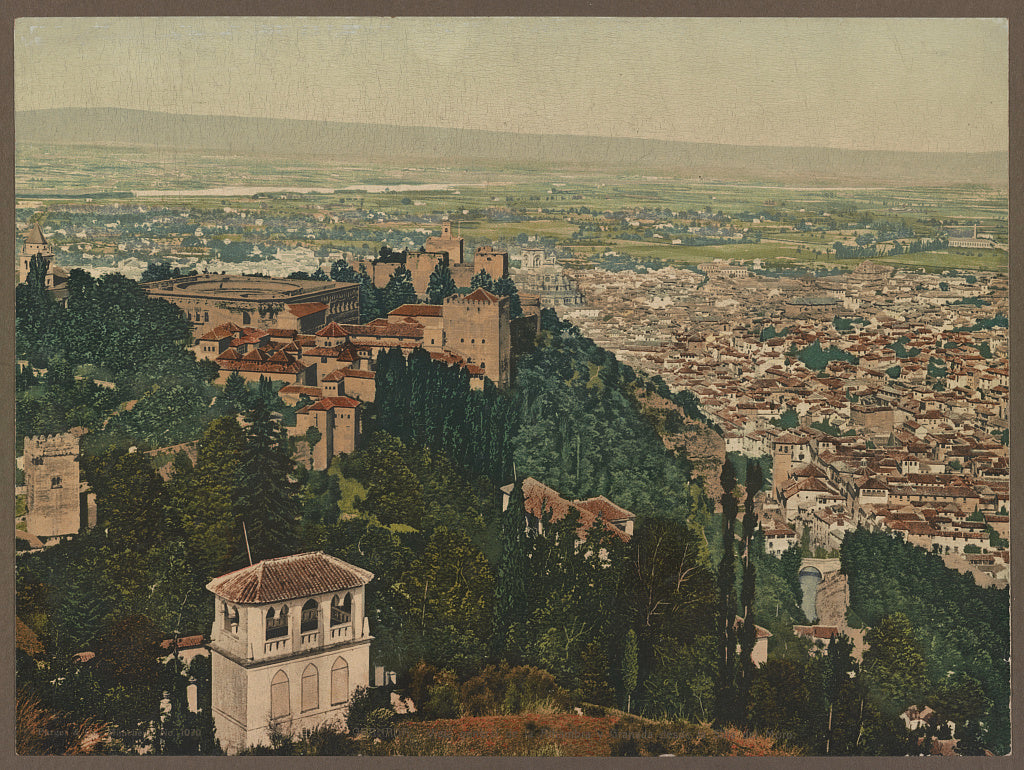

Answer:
[16,108,1007,187]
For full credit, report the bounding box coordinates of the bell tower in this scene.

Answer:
[20,223,54,285]
[206,552,375,753]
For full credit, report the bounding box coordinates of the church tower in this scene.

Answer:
[206,552,374,753]
[20,223,54,285]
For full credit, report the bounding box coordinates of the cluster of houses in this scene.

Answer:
[565,260,1009,587]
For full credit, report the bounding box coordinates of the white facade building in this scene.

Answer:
[206,552,374,753]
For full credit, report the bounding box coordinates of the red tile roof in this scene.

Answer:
[520,477,631,542]
[160,634,206,651]
[389,303,443,318]
[297,396,361,413]
[575,496,636,524]
[460,288,501,303]
[207,551,374,604]
[286,302,329,318]
[315,322,349,338]
[278,385,323,398]
[216,347,305,374]
[198,328,235,341]
[339,368,375,379]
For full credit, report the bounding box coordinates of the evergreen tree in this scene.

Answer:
[330,258,360,283]
[426,262,458,305]
[492,480,529,657]
[715,458,739,725]
[736,459,763,720]
[357,264,382,323]
[220,371,250,413]
[493,275,523,318]
[232,401,299,565]
[171,415,248,579]
[382,266,417,314]
[622,629,638,713]
[470,269,495,291]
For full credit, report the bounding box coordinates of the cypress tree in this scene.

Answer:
[492,480,529,658]
[357,264,382,323]
[736,458,762,720]
[622,629,639,713]
[493,275,523,318]
[715,457,739,725]
[382,266,417,314]
[426,262,458,305]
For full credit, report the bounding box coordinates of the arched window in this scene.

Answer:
[266,606,288,640]
[331,658,349,705]
[300,599,319,633]
[270,670,290,719]
[301,663,319,712]
[330,594,352,627]
[223,603,239,633]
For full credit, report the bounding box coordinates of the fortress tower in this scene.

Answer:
[23,428,95,541]
[424,219,464,265]
[206,552,374,753]
[442,288,511,387]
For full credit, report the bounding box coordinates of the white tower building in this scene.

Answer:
[206,551,374,753]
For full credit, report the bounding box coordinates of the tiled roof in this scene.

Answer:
[389,303,443,318]
[207,551,373,604]
[297,396,361,413]
[519,477,631,542]
[286,302,329,318]
[160,634,206,651]
[217,347,305,374]
[315,322,349,337]
[199,328,235,341]
[460,288,500,303]
[339,368,375,379]
[575,496,636,523]
[25,223,47,245]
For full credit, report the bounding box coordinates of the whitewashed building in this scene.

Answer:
[206,552,374,753]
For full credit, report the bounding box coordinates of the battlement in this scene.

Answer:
[24,431,83,456]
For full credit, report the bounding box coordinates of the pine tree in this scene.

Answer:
[470,269,494,291]
[493,275,522,318]
[492,480,530,657]
[232,401,299,565]
[426,262,458,305]
[221,371,250,413]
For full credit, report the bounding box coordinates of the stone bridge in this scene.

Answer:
[799,557,842,578]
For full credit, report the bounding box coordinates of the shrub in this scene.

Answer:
[346,685,394,735]
[423,670,463,719]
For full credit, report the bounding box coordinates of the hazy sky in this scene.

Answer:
[15,17,1008,153]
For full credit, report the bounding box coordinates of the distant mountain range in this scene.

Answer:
[16,108,1007,187]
